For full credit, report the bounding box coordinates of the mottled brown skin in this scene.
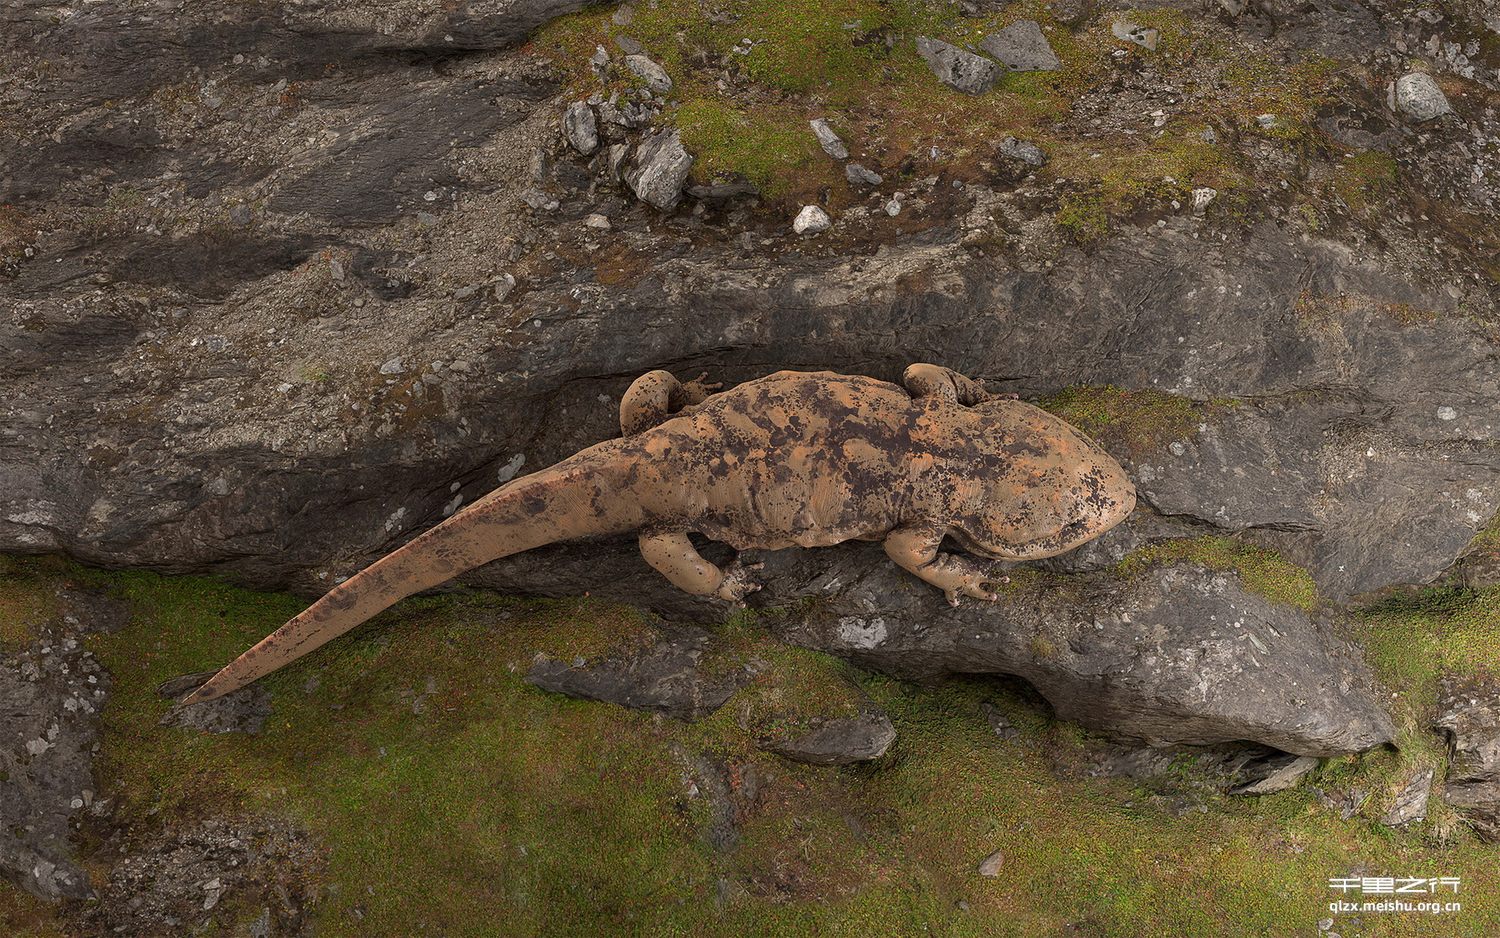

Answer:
[183,366,1135,705]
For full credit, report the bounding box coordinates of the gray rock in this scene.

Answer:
[520,187,559,211]
[158,670,272,735]
[614,35,644,56]
[1111,18,1159,50]
[793,204,832,234]
[765,710,897,765]
[1393,72,1451,122]
[625,54,672,94]
[980,21,1060,71]
[625,129,693,210]
[0,589,122,900]
[1434,675,1500,841]
[687,180,760,203]
[562,100,598,155]
[809,118,849,160]
[977,849,1005,877]
[998,135,1047,166]
[1230,753,1320,794]
[526,627,749,721]
[475,547,1395,756]
[916,37,1000,94]
[845,163,883,187]
[1381,767,1434,826]
[589,44,610,77]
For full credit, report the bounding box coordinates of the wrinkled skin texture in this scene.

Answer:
[184,366,1135,704]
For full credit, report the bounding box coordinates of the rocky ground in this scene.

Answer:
[3,0,1500,934]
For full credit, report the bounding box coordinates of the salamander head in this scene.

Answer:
[950,400,1136,561]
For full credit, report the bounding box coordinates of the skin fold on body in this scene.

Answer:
[183,364,1136,705]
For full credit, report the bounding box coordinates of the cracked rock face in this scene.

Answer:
[1434,675,1500,841]
[0,588,123,900]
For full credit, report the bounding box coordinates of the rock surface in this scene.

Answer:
[1393,72,1451,122]
[158,670,273,735]
[1434,675,1500,841]
[793,204,832,234]
[624,54,672,94]
[915,37,999,94]
[998,136,1047,167]
[525,626,750,721]
[809,118,849,160]
[1230,753,1321,795]
[624,129,693,210]
[0,587,123,900]
[562,100,599,155]
[765,710,898,765]
[474,545,1396,756]
[980,21,1060,71]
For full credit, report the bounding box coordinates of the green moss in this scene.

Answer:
[1039,384,1216,458]
[1115,536,1320,612]
[0,555,62,646]
[7,557,1498,936]
[672,99,824,198]
[1046,130,1248,242]
[1333,151,1399,217]
[1354,585,1500,709]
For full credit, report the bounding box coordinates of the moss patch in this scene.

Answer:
[1115,536,1320,612]
[6,558,1500,935]
[0,555,65,647]
[1038,384,1222,459]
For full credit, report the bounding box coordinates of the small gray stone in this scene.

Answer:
[614,35,644,56]
[998,135,1047,166]
[1381,767,1434,826]
[562,101,598,155]
[589,44,610,77]
[625,54,672,94]
[607,142,632,180]
[227,204,253,227]
[916,37,999,94]
[625,129,693,210]
[977,849,1005,877]
[1393,72,1451,122]
[809,118,849,159]
[980,20,1060,71]
[493,273,517,302]
[1230,753,1319,794]
[1191,187,1218,212]
[520,188,559,212]
[845,163,883,187]
[793,204,831,234]
[378,356,404,375]
[584,213,611,230]
[766,711,897,765]
[1111,18,1159,51]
